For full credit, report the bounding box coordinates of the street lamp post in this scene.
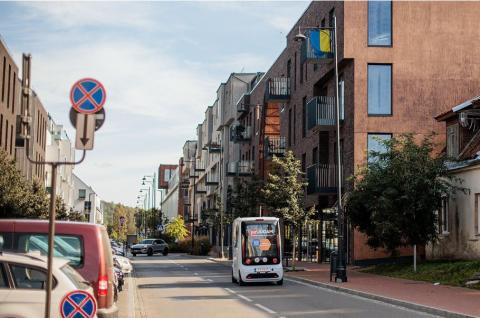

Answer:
[294,15,347,282]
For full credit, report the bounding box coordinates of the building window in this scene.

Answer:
[1,57,5,102]
[367,133,391,162]
[300,55,304,84]
[9,125,13,155]
[447,124,459,158]
[287,59,291,79]
[368,1,392,46]
[301,153,306,172]
[368,64,392,115]
[294,52,297,91]
[302,97,307,138]
[288,108,292,147]
[12,72,16,114]
[475,193,480,235]
[78,189,86,200]
[6,65,10,109]
[439,196,449,234]
[0,115,2,148]
[339,75,345,120]
[329,8,335,27]
[4,120,8,151]
[293,105,296,145]
[312,147,318,165]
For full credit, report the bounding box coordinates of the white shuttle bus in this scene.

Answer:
[231,217,283,285]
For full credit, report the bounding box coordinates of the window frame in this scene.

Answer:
[475,193,480,236]
[367,0,393,47]
[439,196,449,235]
[367,64,393,116]
[7,262,56,290]
[367,133,392,163]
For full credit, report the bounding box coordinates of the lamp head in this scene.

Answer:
[294,33,307,42]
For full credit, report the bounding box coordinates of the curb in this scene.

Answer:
[285,275,477,318]
[205,256,477,318]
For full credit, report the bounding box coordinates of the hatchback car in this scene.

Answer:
[0,220,118,318]
[0,251,96,318]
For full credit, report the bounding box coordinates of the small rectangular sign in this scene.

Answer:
[75,113,95,150]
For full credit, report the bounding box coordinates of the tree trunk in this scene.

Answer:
[291,225,297,271]
[413,244,417,272]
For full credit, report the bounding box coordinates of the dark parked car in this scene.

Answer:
[131,239,168,256]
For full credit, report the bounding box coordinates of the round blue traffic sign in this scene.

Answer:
[60,290,97,318]
[70,78,106,114]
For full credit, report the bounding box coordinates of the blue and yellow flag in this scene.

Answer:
[309,29,333,57]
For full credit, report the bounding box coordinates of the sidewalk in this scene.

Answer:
[285,261,480,318]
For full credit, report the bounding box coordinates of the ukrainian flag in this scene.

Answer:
[309,29,333,58]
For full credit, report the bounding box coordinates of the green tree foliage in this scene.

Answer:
[346,134,464,255]
[0,150,48,219]
[165,216,189,241]
[55,196,69,220]
[231,176,264,218]
[262,151,315,269]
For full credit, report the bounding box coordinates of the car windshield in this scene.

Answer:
[140,239,154,245]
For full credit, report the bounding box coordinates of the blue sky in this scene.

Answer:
[0,1,308,207]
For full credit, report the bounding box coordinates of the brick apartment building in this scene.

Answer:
[235,1,480,264]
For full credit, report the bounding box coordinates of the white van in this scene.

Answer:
[231,217,283,285]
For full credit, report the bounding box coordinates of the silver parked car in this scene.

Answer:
[131,239,169,257]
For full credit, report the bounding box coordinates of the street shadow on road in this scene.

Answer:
[137,281,234,289]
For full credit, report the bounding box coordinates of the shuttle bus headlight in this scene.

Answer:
[254,257,260,263]
[262,257,268,263]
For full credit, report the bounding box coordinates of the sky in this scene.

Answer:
[0,1,308,207]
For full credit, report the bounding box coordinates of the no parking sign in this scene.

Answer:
[60,290,97,318]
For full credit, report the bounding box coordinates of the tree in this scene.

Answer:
[231,176,264,218]
[346,134,464,270]
[262,151,315,270]
[165,216,189,241]
[55,197,69,220]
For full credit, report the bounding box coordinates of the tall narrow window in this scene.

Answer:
[293,105,296,145]
[302,96,307,138]
[0,115,3,148]
[9,125,13,155]
[287,59,291,79]
[368,1,392,46]
[368,64,392,115]
[299,54,303,84]
[1,57,5,102]
[294,52,297,91]
[6,65,11,109]
[288,108,292,147]
[439,196,449,234]
[339,75,345,120]
[367,133,391,163]
[329,8,335,27]
[301,153,306,172]
[312,147,318,165]
[319,132,329,164]
[12,73,16,114]
[4,119,8,151]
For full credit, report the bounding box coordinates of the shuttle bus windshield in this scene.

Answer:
[242,221,279,258]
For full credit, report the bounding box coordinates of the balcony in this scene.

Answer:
[194,160,206,172]
[300,29,334,64]
[230,124,252,143]
[265,78,290,101]
[265,136,286,158]
[206,173,219,186]
[227,161,254,176]
[237,93,250,119]
[207,142,221,153]
[306,164,340,194]
[180,179,190,189]
[195,182,207,194]
[307,96,343,131]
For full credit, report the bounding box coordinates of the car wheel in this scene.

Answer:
[238,271,246,286]
[231,269,237,283]
[147,248,153,256]
[162,248,169,256]
[276,278,284,286]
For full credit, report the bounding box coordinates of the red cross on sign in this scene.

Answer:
[70,78,106,114]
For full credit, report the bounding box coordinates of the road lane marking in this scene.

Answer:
[224,288,237,294]
[205,278,213,282]
[237,294,253,302]
[255,303,276,314]
[194,272,199,276]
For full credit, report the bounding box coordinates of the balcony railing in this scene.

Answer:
[300,29,334,65]
[307,96,343,131]
[207,142,221,153]
[227,161,254,176]
[265,136,286,157]
[265,78,290,101]
[230,124,252,142]
[194,160,206,172]
[206,173,219,185]
[306,163,340,194]
[236,93,250,117]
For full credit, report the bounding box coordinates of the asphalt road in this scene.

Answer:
[120,254,439,318]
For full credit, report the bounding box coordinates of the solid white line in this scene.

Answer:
[237,294,253,302]
[255,303,276,314]
[224,288,237,294]
[205,278,213,282]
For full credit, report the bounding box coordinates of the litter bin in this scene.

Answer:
[330,251,338,282]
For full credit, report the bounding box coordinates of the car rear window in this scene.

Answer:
[61,264,90,290]
[101,229,113,268]
[12,234,84,268]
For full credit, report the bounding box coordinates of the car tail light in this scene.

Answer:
[98,275,108,297]
[273,258,278,264]
[245,258,252,265]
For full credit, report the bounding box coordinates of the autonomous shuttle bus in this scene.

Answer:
[232,217,283,285]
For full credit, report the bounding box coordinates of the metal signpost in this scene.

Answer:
[18,56,107,318]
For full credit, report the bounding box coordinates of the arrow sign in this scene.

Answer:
[75,113,95,150]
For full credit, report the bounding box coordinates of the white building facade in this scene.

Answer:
[72,173,103,224]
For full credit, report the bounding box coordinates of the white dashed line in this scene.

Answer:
[237,294,253,302]
[224,288,237,294]
[254,303,276,314]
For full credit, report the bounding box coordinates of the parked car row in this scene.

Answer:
[0,219,119,318]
